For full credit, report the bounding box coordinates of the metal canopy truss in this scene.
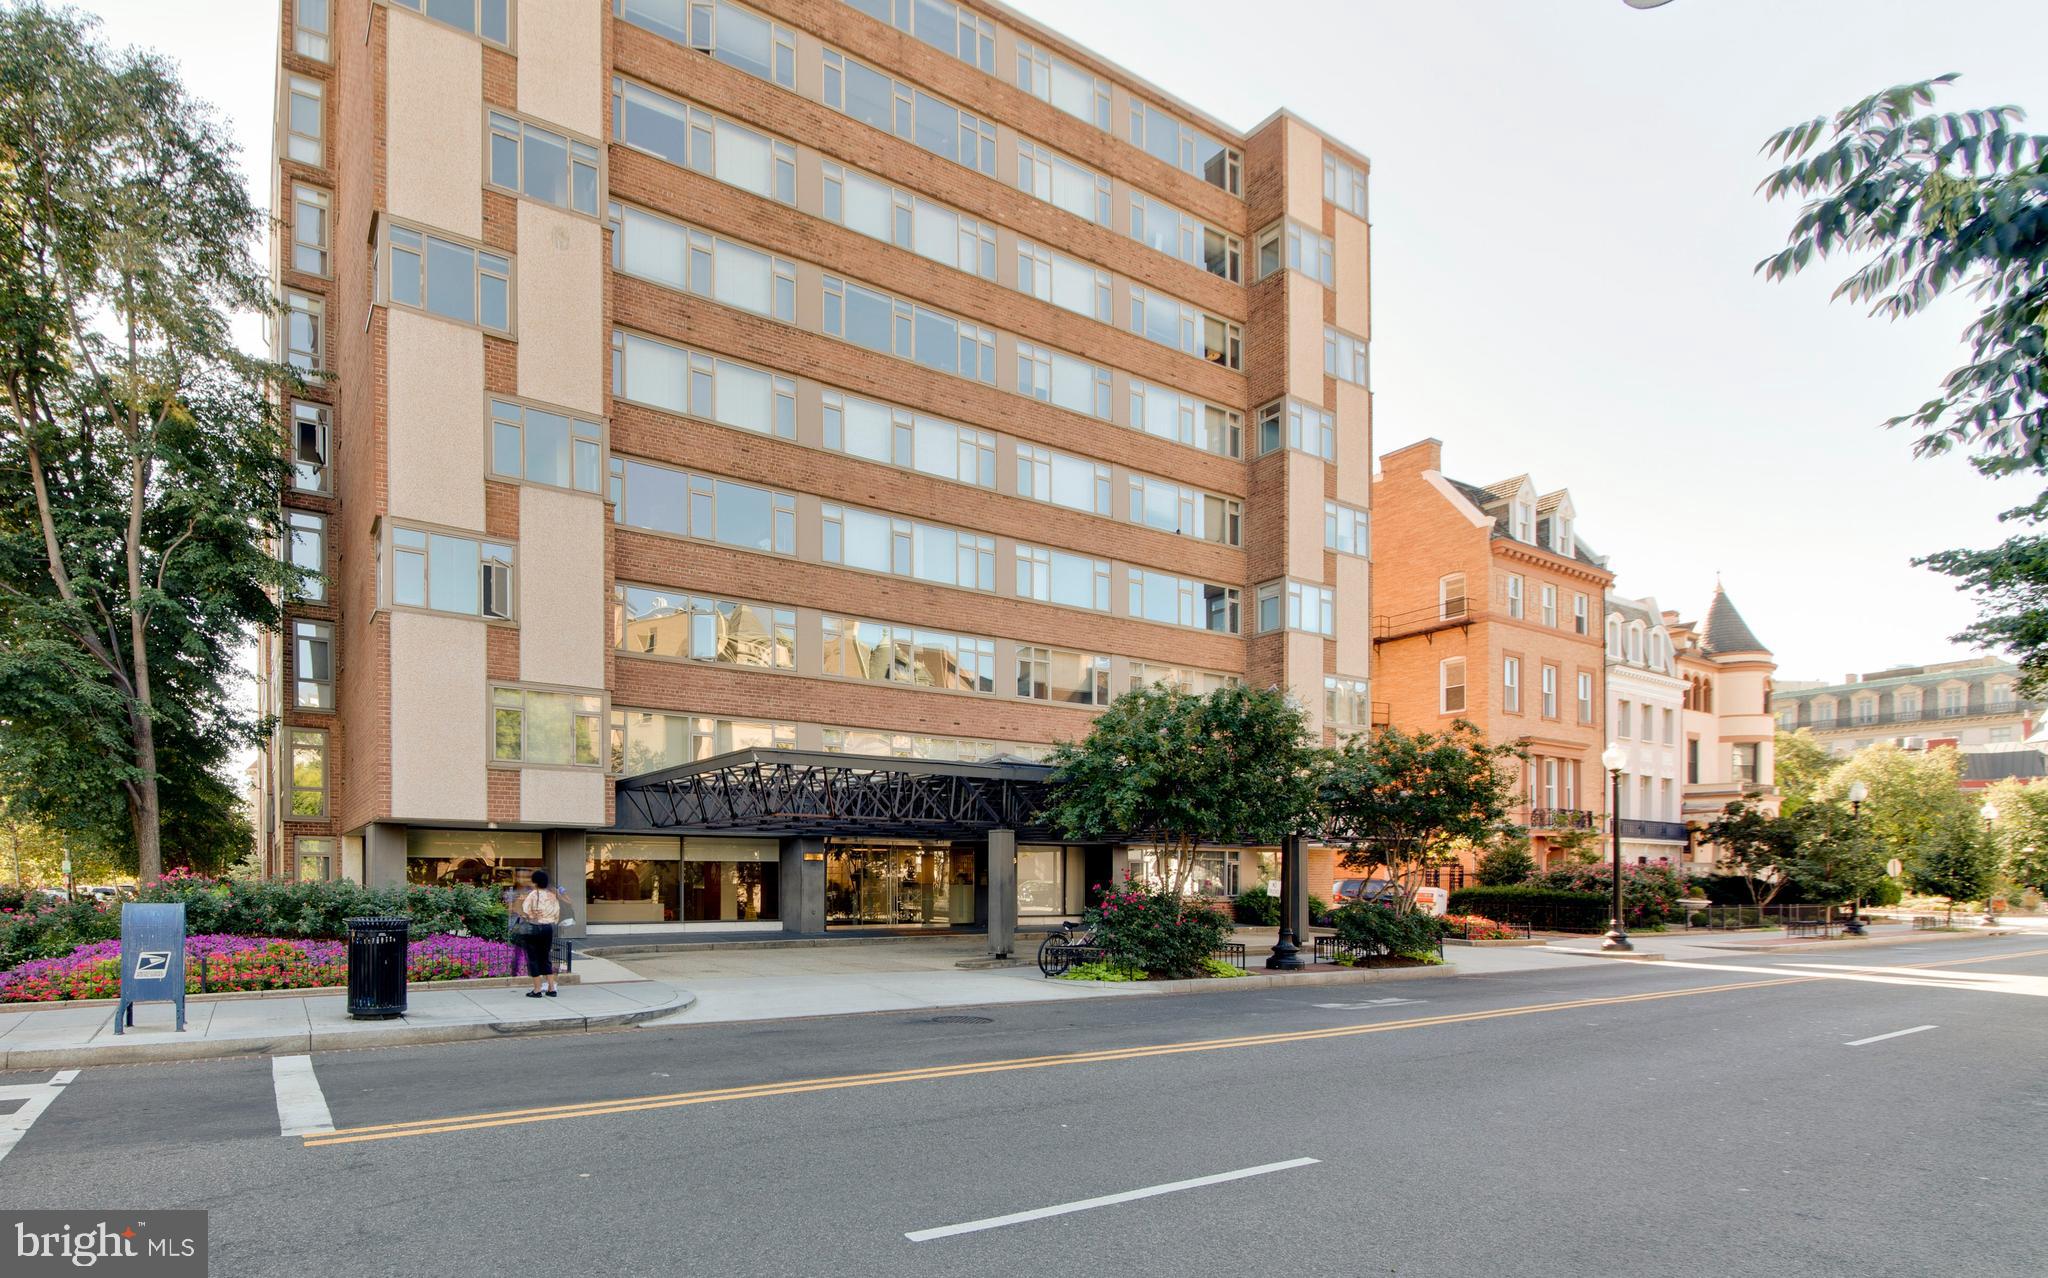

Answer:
[613,749,1056,838]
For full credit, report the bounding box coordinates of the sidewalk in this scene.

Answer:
[1440,920,2022,975]
[0,952,692,1069]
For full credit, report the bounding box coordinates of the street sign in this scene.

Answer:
[1266,879,1282,897]
[1886,858,1903,878]
[115,902,187,1035]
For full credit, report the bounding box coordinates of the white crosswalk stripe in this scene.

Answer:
[0,1069,80,1167]
[272,1055,335,1137]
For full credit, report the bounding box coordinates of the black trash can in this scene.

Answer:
[346,916,410,1019]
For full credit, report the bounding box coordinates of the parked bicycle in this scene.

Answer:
[1036,920,1099,977]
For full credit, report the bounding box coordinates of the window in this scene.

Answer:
[288,511,326,602]
[383,223,511,332]
[822,616,995,693]
[1016,646,1111,705]
[821,163,996,279]
[823,390,993,487]
[1617,700,1633,739]
[1016,42,1109,129]
[1440,574,1467,620]
[1015,142,1111,226]
[822,50,996,174]
[1323,152,1367,217]
[1663,708,1676,744]
[1125,474,1232,542]
[1940,686,1967,714]
[293,621,332,710]
[1606,617,1623,658]
[611,79,796,205]
[824,727,1002,762]
[1540,585,1557,628]
[294,0,330,59]
[1541,665,1558,718]
[1991,725,2019,743]
[1732,743,1759,787]
[1851,696,1878,726]
[1990,682,2017,708]
[612,709,794,774]
[1127,97,1240,194]
[609,457,795,554]
[291,402,330,493]
[1015,545,1110,612]
[1131,570,1238,633]
[490,399,603,492]
[1127,381,1240,458]
[1441,659,1467,714]
[843,0,993,72]
[1897,690,1922,716]
[1130,663,1238,696]
[296,836,335,883]
[391,527,513,619]
[1510,498,1535,543]
[1257,399,1335,461]
[1129,289,1241,369]
[1017,342,1110,418]
[823,275,996,383]
[493,687,604,767]
[1812,699,1835,724]
[1628,625,1644,664]
[488,113,600,216]
[1128,193,1239,280]
[284,291,322,372]
[616,0,795,88]
[1019,446,1111,515]
[292,185,329,275]
[1503,656,1520,713]
[286,75,322,166]
[1256,221,1334,287]
[1687,737,1700,783]
[615,585,794,670]
[1505,575,1524,620]
[1257,580,1333,636]
[1550,512,1574,555]
[390,0,509,44]
[1326,676,1371,728]
[822,504,995,591]
[1778,707,1798,731]
[1017,242,1110,321]
[611,331,796,440]
[288,728,328,818]
[1574,593,1589,636]
[1323,328,1367,385]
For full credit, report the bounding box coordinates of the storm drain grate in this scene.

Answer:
[920,1015,994,1024]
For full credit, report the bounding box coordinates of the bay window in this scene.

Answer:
[383,222,511,333]
[391,527,513,620]
[488,112,600,215]
[490,399,603,493]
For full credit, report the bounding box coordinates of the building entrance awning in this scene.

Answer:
[612,749,1056,838]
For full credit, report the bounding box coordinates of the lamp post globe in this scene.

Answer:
[1600,744,1631,952]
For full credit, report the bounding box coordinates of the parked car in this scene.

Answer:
[1331,878,1400,906]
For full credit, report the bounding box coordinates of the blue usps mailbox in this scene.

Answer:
[115,902,187,1034]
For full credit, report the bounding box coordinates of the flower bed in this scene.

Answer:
[1441,913,1519,941]
[0,934,521,1003]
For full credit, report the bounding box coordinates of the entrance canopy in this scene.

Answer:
[613,749,1056,838]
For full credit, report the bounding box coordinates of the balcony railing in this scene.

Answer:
[1615,818,1689,843]
[1798,702,2024,731]
[1373,600,1486,643]
[1527,808,1596,831]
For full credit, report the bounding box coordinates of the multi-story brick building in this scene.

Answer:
[252,0,1374,945]
[1371,439,1613,872]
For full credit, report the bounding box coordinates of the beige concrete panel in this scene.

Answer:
[1285,629,1325,736]
[1286,280,1323,398]
[390,611,488,822]
[1335,554,1371,676]
[1335,381,1372,505]
[387,13,482,238]
[1285,449,1324,576]
[516,203,604,413]
[516,0,603,138]
[1334,208,1369,337]
[1284,119,1323,220]
[387,308,485,531]
[520,767,606,827]
[517,484,606,687]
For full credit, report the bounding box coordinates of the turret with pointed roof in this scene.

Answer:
[1699,584,1768,657]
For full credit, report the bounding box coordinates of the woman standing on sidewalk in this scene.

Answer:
[515,870,561,998]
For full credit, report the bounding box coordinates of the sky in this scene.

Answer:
[61,0,2048,683]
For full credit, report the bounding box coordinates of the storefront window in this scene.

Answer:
[588,836,681,923]
[405,829,544,890]
[683,838,779,922]
[1132,847,1238,898]
[1017,844,1065,915]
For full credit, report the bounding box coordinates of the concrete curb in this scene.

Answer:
[1444,938,1548,948]
[1700,927,2021,955]
[0,988,696,1070]
[1053,962,1458,995]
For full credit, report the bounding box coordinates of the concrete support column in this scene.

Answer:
[544,830,587,940]
[363,822,407,888]
[779,837,825,934]
[986,828,1017,958]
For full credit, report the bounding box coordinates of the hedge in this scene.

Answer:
[1446,886,1608,931]
[133,875,510,941]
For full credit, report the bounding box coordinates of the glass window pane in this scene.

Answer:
[714,120,773,196]
[842,61,896,133]
[524,409,571,486]
[913,309,958,375]
[621,208,686,288]
[715,361,773,434]
[427,533,480,615]
[424,237,475,323]
[713,239,772,314]
[621,333,687,410]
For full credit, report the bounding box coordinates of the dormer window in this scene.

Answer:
[1551,513,1572,554]
[1628,624,1644,664]
[1606,617,1623,658]
[1511,499,1534,543]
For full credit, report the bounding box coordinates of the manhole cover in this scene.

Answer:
[920,1015,994,1024]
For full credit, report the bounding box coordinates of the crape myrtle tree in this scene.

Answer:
[1320,721,1523,905]
[1756,76,2048,690]
[1042,684,1321,896]
[0,5,297,879]
[1909,821,1998,924]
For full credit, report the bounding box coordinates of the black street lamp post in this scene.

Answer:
[1601,743,1631,952]
[1844,781,1869,936]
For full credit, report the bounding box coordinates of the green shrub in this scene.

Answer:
[1233,888,1281,926]
[1330,903,1442,960]
[1447,885,1608,930]
[1200,957,1247,978]
[0,897,121,973]
[1087,879,1235,979]
[1538,864,1684,926]
[1476,839,1537,886]
[1057,960,1142,982]
[131,874,509,942]
[1866,877,1904,908]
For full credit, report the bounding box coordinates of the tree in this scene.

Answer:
[1042,685,1321,896]
[1475,832,1537,886]
[0,5,295,879]
[1779,801,1887,909]
[1979,777,2048,895]
[1811,744,1974,868]
[1757,76,2048,692]
[1319,722,1523,903]
[1773,730,1835,815]
[1698,799,1800,910]
[1909,822,1998,924]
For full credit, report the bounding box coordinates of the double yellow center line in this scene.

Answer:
[301,973,1806,1148]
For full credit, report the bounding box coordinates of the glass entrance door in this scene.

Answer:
[825,843,977,926]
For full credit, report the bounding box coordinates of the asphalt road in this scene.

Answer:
[3,935,2044,1278]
